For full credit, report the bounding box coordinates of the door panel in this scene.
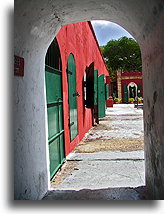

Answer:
[123,84,128,103]
[45,66,65,179]
[45,71,62,103]
[137,84,141,97]
[94,69,99,123]
[59,134,65,161]
[49,138,60,177]
[67,54,78,141]
[105,84,109,100]
[45,38,65,179]
[47,105,59,139]
[98,74,106,118]
[94,69,98,106]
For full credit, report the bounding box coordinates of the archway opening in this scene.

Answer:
[128,82,137,99]
[14,0,163,200]
[45,21,145,197]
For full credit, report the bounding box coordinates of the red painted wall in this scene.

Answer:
[56,21,109,155]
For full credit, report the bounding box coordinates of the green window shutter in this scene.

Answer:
[67,54,78,141]
[98,74,106,118]
[123,84,128,103]
[105,84,109,100]
[94,69,98,105]
[45,68,65,179]
[93,69,99,124]
[137,84,141,97]
[45,38,65,179]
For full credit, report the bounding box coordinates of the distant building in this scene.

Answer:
[110,70,143,103]
[117,70,143,103]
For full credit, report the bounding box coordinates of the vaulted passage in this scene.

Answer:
[14,0,163,199]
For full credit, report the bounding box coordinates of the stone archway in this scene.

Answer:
[14,0,163,199]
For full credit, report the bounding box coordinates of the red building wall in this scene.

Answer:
[121,71,142,77]
[119,71,143,103]
[56,21,109,155]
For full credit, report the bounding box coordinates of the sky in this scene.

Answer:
[91,20,134,46]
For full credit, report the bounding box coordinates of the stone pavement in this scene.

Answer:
[106,103,143,116]
[43,104,146,200]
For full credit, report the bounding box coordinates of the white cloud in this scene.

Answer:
[91,20,113,27]
[91,20,134,46]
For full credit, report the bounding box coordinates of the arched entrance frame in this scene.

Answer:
[14,0,163,199]
[127,82,138,99]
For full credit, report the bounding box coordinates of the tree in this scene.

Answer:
[102,37,142,75]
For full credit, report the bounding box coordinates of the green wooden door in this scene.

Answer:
[94,69,98,106]
[98,74,106,118]
[45,65,65,179]
[45,38,65,179]
[105,84,109,100]
[123,84,128,103]
[137,84,141,97]
[67,54,78,141]
[94,69,99,123]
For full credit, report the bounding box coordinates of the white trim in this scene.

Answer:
[127,82,138,99]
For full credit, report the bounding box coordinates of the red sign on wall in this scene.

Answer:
[14,55,24,76]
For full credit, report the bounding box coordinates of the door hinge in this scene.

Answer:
[66,68,72,75]
[73,92,80,97]
[70,122,74,127]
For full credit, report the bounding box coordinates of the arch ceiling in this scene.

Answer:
[15,0,162,55]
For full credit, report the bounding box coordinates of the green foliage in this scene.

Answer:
[108,67,116,82]
[101,36,142,76]
[138,97,143,102]
[114,97,121,102]
[99,46,104,53]
[128,98,135,102]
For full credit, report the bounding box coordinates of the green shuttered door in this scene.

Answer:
[67,54,78,141]
[98,74,106,118]
[94,69,98,106]
[137,84,141,97]
[93,70,99,123]
[105,84,109,100]
[123,84,128,103]
[45,66,65,179]
[45,38,65,179]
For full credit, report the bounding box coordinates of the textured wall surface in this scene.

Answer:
[14,0,163,199]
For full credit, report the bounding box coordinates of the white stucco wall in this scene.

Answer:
[14,0,163,199]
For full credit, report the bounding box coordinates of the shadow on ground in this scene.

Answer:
[43,186,148,200]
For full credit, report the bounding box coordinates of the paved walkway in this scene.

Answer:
[43,104,146,200]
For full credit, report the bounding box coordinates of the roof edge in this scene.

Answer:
[87,21,109,73]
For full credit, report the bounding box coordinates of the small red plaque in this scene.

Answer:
[14,55,24,76]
